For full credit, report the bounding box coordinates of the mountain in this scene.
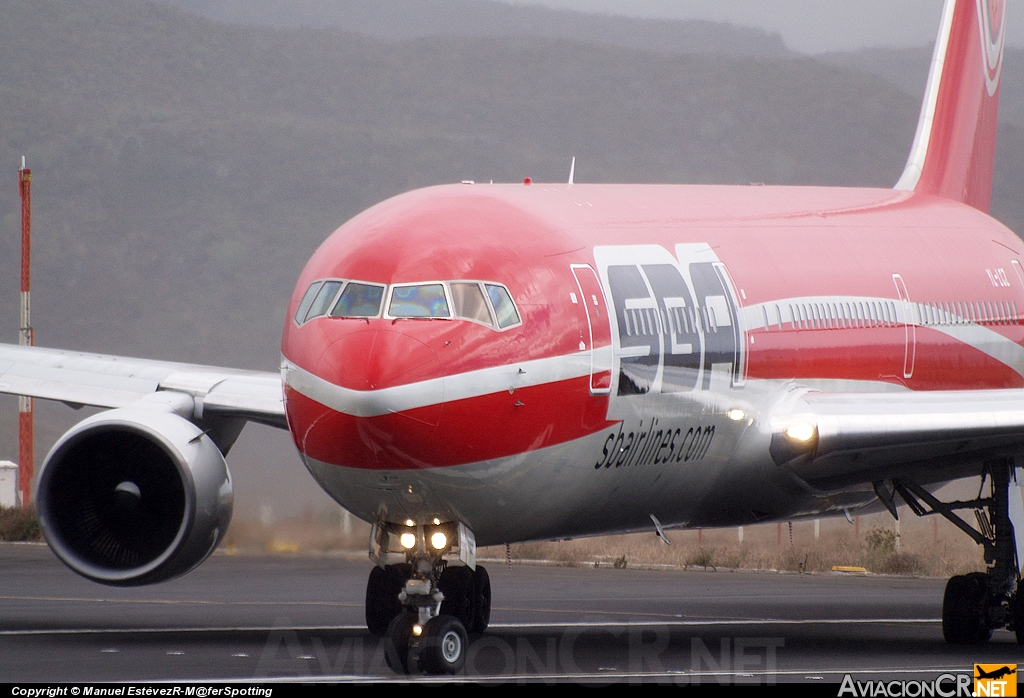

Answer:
[1,0,1022,516]
[819,45,1024,131]
[157,0,790,57]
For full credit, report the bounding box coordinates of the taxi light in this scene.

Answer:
[413,624,423,636]
[405,519,415,527]
[727,409,746,421]
[785,422,816,443]
[400,532,417,549]
[431,532,448,550]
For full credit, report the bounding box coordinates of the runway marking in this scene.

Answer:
[0,594,937,624]
[491,619,940,628]
[0,594,361,608]
[0,618,940,637]
[174,667,986,684]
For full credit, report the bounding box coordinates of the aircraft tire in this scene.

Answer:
[942,573,993,645]
[1011,590,1024,644]
[472,565,491,633]
[418,615,468,675]
[439,565,476,630]
[365,563,411,635]
[384,612,418,675]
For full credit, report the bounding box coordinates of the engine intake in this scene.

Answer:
[36,406,233,586]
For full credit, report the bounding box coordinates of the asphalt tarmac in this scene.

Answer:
[0,543,1019,684]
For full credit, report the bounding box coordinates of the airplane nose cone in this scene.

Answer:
[294,328,445,469]
[318,328,441,390]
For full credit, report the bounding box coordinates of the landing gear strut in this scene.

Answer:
[363,519,491,674]
[885,459,1023,645]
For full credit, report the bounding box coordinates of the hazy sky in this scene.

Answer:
[502,0,1023,54]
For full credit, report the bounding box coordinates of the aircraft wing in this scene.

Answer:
[0,343,286,430]
[771,387,1024,492]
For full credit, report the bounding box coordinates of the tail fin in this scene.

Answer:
[894,0,1006,212]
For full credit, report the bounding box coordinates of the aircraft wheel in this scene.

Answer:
[365,563,411,635]
[472,565,491,633]
[418,615,468,675]
[942,573,993,645]
[384,612,419,675]
[439,565,476,630]
[1011,591,1024,644]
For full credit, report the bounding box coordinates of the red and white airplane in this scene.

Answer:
[1,0,1022,674]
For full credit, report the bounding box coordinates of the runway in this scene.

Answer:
[0,543,1018,684]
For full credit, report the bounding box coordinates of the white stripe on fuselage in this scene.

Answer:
[281,346,611,417]
[742,296,1024,379]
[284,293,1024,418]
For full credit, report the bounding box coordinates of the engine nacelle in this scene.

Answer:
[36,405,233,586]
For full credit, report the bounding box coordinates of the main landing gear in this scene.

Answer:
[363,519,491,674]
[880,459,1024,645]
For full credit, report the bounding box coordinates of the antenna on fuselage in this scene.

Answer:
[567,156,576,185]
[650,513,671,545]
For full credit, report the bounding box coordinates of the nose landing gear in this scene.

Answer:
[364,519,491,674]
[887,459,1024,645]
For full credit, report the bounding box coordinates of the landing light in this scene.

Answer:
[727,409,746,421]
[785,422,816,443]
[412,624,423,636]
[431,532,448,550]
[400,532,417,549]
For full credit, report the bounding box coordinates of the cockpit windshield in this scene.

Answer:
[304,281,343,322]
[294,281,323,324]
[450,282,493,327]
[486,284,521,329]
[331,282,385,318]
[388,284,451,318]
[295,278,520,330]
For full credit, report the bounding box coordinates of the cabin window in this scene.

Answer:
[331,282,385,318]
[389,284,451,318]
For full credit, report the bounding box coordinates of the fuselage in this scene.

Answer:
[280,181,1024,546]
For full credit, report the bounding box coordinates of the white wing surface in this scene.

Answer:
[0,343,286,429]
[770,387,1024,491]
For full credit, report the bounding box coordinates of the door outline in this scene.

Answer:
[571,264,612,395]
[893,273,916,379]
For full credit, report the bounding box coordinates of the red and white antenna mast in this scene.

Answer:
[18,157,33,508]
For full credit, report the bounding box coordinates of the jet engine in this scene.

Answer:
[36,404,233,586]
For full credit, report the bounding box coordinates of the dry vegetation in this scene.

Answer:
[0,506,42,542]
[219,507,987,578]
[220,509,372,555]
[488,513,986,577]
[0,498,988,577]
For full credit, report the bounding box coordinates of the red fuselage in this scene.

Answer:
[279,182,1024,542]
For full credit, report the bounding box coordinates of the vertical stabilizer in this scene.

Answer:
[894,0,1006,212]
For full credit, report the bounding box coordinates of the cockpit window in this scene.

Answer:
[295,281,323,324]
[486,284,521,329]
[298,278,519,330]
[304,280,343,322]
[331,282,385,318]
[389,284,451,318]
[450,282,494,327]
